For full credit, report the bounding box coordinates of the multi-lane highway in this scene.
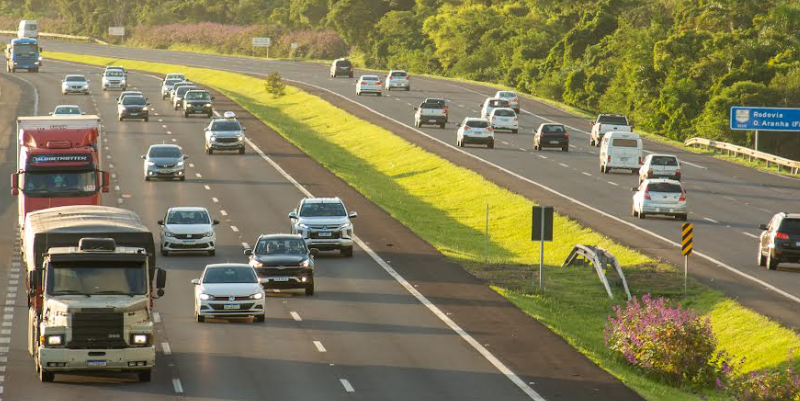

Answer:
[0,60,643,399]
[33,40,800,329]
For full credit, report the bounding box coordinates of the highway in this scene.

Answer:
[35,40,800,329]
[0,61,642,399]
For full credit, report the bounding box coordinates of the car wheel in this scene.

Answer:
[414,120,420,128]
[118,116,123,121]
[678,214,688,221]
[631,169,638,175]
[161,247,169,257]
[631,204,638,217]
[208,148,213,155]
[589,139,595,146]
[305,284,315,296]
[145,176,151,182]
[757,247,767,267]
[600,164,606,173]
[138,370,152,382]
[208,249,216,257]
[254,314,266,323]
[184,112,189,117]
[195,313,205,323]
[239,147,245,154]
[512,129,518,134]
[766,252,779,270]
[341,247,353,258]
[638,211,646,220]
[174,104,178,110]
[439,123,446,129]
[356,91,360,96]
[488,140,494,149]
[179,176,186,181]
[144,117,149,122]
[103,87,107,91]
[377,92,382,97]
[562,146,568,152]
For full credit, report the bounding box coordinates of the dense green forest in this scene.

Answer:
[4,0,800,157]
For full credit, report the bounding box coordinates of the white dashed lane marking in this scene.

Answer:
[212,197,219,203]
[220,210,228,216]
[742,232,759,239]
[559,163,569,168]
[582,172,592,177]
[340,379,355,393]
[313,341,327,353]
[161,342,172,355]
[173,378,184,394]
[607,181,619,186]
[290,311,302,322]
[231,226,239,233]
[203,185,211,190]
[704,217,719,224]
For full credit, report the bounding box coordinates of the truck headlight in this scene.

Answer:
[199,293,211,301]
[130,333,150,346]
[46,334,63,346]
[250,293,263,300]
[147,161,155,166]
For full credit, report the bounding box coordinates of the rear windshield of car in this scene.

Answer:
[65,76,86,82]
[149,147,181,158]
[779,219,800,235]
[390,71,407,77]
[466,120,489,128]
[612,138,639,147]
[421,102,444,109]
[210,121,241,131]
[300,202,346,217]
[494,109,515,117]
[54,107,81,115]
[361,76,379,81]
[122,96,146,105]
[336,60,352,67]
[489,100,509,107]
[165,78,182,87]
[426,99,446,106]
[647,182,683,193]
[651,156,678,166]
[499,92,516,98]
[542,125,566,133]
[598,115,629,125]
[176,86,196,96]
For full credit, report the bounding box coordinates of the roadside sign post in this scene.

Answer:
[730,106,800,155]
[485,204,489,264]
[108,26,125,42]
[531,206,554,291]
[252,37,271,58]
[290,42,298,59]
[681,223,693,295]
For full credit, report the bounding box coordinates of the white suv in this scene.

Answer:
[159,207,219,256]
[289,198,357,257]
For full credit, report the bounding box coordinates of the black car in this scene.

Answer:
[330,58,353,78]
[117,95,149,122]
[182,89,214,117]
[758,213,800,270]
[534,123,569,152]
[245,234,316,295]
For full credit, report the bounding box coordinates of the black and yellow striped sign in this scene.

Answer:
[682,223,693,256]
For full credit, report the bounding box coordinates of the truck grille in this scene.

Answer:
[68,310,126,349]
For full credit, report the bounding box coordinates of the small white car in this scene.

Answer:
[102,69,126,91]
[456,117,494,148]
[639,154,682,185]
[632,179,687,221]
[480,98,510,119]
[161,77,184,99]
[158,207,219,256]
[192,263,266,323]
[356,75,382,96]
[488,107,518,133]
[385,70,410,91]
[494,91,520,112]
[49,105,83,116]
[61,74,90,95]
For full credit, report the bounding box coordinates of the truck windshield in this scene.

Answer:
[47,261,147,296]
[23,171,97,197]
[13,43,38,57]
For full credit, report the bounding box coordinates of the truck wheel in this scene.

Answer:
[512,129,518,134]
[341,247,353,258]
[678,214,688,221]
[138,370,152,382]
[39,367,54,382]
[305,283,315,296]
[161,246,169,257]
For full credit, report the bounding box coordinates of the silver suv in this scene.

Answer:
[205,116,245,154]
[288,198,357,257]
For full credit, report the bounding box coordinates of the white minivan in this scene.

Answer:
[17,20,38,39]
[599,131,643,174]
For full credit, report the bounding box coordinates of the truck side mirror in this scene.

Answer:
[11,172,19,196]
[156,268,167,289]
[101,171,110,193]
[28,271,40,291]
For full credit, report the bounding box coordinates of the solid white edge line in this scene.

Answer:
[339,379,355,393]
[243,136,546,400]
[313,341,327,353]
[274,78,800,308]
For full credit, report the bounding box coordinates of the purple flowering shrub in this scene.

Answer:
[605,295,728,387]
[726,359,800,401]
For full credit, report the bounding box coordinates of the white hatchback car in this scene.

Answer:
[49,105,83,116]
[385,70,410,91]
[632,179,688,221]
[457,117,494,148]
[158,207,219,256]
[192,264,266,323]
[494,91,520,112]
[488,107,518,133]
[356,75,382,96]
[639,154,682,185]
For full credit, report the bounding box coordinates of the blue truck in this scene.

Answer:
[5,38,41,73]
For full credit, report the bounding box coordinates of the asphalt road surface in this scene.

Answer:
[0,60,642,400]
[32,40,800,330]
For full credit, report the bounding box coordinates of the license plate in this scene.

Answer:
[318,231,332,237]
[87,360,107,367]
[549,141,559,144]
[620,157,630,162]
[428,119,436,122]
[271,277,290,282]
[223,304,240,310]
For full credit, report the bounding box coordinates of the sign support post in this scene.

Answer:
[539,207,545,290]
[681,223,693,295]
[531,206,553,291]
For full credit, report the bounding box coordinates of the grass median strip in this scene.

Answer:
[47,51,800,401]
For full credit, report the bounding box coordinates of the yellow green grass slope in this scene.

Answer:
[46,51,800,401]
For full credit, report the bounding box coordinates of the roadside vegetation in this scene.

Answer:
[47,51,800,401]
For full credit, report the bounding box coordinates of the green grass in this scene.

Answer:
[46,51,800,401]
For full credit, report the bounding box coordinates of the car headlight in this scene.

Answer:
[339,222,353,230]
[199,293,211,301]
[203,231,214,238]
[209,135,217,141]
[164,231,175,238]
[250,293,263,300]
[177,161,184,167]
[143,107,149,111]
[297,223,309,230]
[130,333,150,346]
[46,334,63,346]
[147,161,155,166]
[204,103,212,108]
[300,259,311,268]
[252,261,264,268]
[236,136,244,141]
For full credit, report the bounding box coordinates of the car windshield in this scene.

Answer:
[27,24,38,30]
[185,91,210,100]
[466,120,489,128]
[14,43,37,56]
[647,182,683,193]
[542,125,565,133]
[210,121,241,131]
[123,96,146,106]
[53,106,81,115]
[203,267,257,284]
[598,115,629,125]
[651,156,678,166]
[612,138,638,147]
[176,87,196,96]
[65,76,86,82]
[300,202,346,217]
[149,147,181,158]
[255,238,307,255]
[494,109,515,117]
[779,219,800,234]
[47,261,147,296]
[166,210,210,225]
[106,70,123,77]
[23,171,97,196]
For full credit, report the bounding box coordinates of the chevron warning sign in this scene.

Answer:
[682,223,693,256]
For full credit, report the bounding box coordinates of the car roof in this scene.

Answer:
[464,117,489,122]
[257,233,303,240]
[204,263,252,270]
[168,206,209,213]
[54,105,80,109]
[643,178,683,185]
[302,197,343,204]
[777,212,800,219]
[496,90,517,95]
[598,113,627,117]
[64,74,86,79]
[210,118,239,124]
[149,144,181,150]
[186,89,209,93]
[360,75,380,79]
[647,153,678,159]
[539,123,564,127]
[389,69,407,73]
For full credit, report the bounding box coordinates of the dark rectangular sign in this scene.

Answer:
[531,206,554,242]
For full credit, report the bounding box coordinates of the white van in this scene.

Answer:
[599,131,643,174]
[17,20,38,39]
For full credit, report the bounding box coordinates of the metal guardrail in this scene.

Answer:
[684,137,800,175]
[0,30,108,45]
[562,244,631,300]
